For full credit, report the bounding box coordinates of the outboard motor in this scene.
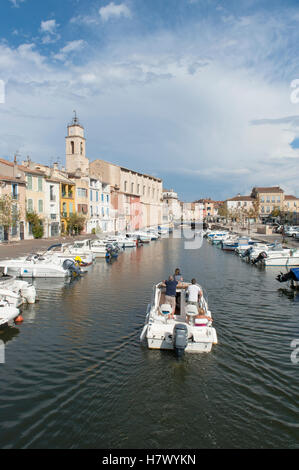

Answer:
[173,323,188,358]
[252,251,267,265]
[242,247,252,258]
[276,271,296,283]
[62,259,81,277]
[106,243,119,258]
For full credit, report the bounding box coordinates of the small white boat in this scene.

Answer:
[127,232,151,243]
[105,236,135,248]
[90,239,110,257]
[0,255,82,278]
[0,276,36,305]
[0,302,20,327]
[261,249,299,267]
[140,282,217,356]
[44,243,94,266]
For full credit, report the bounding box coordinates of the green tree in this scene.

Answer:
[0,194,20,240]
[66,212,85,235]
[248,198,260,223]
[26,211,44,239]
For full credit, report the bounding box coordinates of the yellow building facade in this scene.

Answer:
[60,178,75,233]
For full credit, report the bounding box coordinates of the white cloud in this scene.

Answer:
[40,19,60,44]
[70,14,99,26]
[99,2,131,22]
[40,19,58,35]
[1,8,299,198]
[53,40,86,61]
[9,0,25,7]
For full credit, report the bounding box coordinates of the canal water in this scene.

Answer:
[0,236,298,449]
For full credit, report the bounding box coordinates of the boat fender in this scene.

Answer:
[14,314,24,324]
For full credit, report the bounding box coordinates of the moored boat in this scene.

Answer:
[0,302,20,327]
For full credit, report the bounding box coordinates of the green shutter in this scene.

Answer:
[38,177,43,191]
[27,175,32,190]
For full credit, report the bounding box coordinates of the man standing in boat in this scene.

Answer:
[160,275,183,318]
[186,279,212,322]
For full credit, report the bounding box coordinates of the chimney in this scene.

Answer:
[53,162,58,170]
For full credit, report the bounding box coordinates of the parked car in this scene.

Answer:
[285,226,299,237]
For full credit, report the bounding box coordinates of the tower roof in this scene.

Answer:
[68,110,83,128]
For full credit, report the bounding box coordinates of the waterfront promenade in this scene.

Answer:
[0,234,97,260]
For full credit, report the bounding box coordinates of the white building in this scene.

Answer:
[225,195,254,213]
[162,189,181,224]
[100,182,113,233]
[44,176,60,237]
[87,176,102,234]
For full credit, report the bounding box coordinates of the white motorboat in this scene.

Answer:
[206,231,229,242]
[126,231,151,243]
[0,301,20,327]
[44,243,94,266]
[145,229,160,240]
[140,282,217,356]
[0,276,36,307]
[258,249,299,267]
[222,236,253,251]
[250,244,290,265]
[239,243,271,260]
[0,255,82,278]
[105,236,135,248]
[0,276,37,304]
[63,240,95,263]
[90,239,110,257]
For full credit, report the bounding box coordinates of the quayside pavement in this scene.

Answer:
[0,234,97,260]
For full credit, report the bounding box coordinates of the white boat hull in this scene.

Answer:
[0,305,19,327]
[141,283,217,355]
[2,265,69,278]
[264,256,299,267]
[146,323,217,353]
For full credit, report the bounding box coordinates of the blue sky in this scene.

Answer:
[0,0,299,200]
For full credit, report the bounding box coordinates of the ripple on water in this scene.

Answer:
[0,238,299,449]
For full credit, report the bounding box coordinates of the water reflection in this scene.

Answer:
[0,325,19,344]
[278,288,299,302]
[0,237,298,449]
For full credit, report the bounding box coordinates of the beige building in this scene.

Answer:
[283,195,299,224]
[0,158,27,241]
[251,186,284,219]
[90,159,163,229]
[18,163,46,238]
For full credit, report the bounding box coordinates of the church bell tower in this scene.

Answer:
[65,111,89,175]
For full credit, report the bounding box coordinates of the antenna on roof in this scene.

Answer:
[72,110,79,125]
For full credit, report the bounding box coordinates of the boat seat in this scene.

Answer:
[194,318,208,327]
[159,304,172,316]
[185,304,198,317]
